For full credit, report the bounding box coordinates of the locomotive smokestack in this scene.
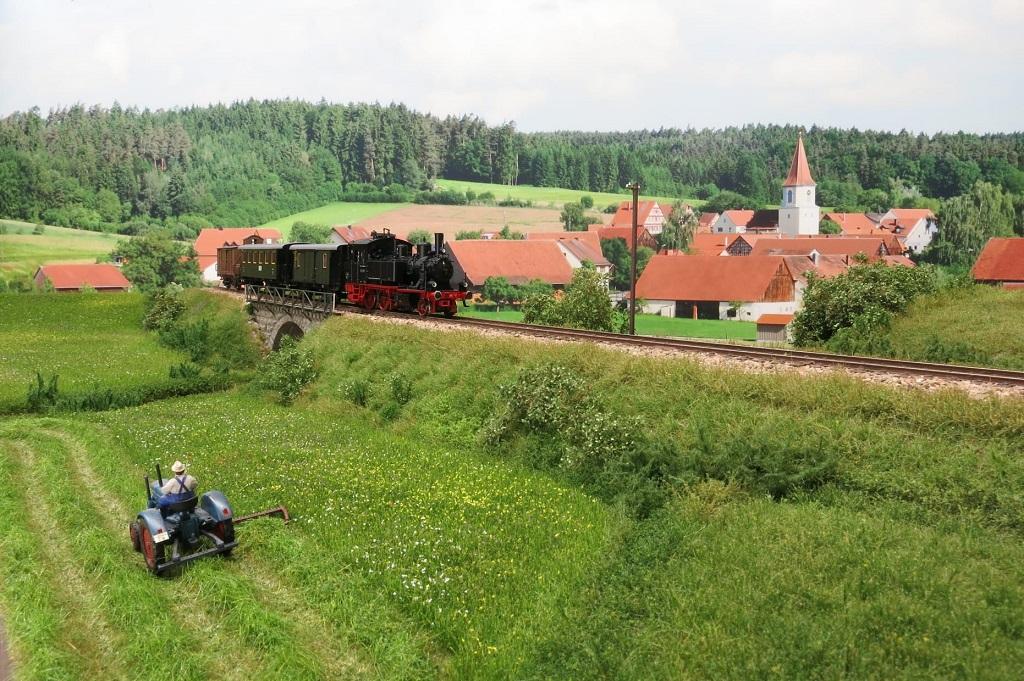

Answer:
[434,233,445,254]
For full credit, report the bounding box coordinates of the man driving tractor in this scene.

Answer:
[149,460,198,509]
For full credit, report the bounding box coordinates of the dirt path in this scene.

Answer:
[0,614,11,681]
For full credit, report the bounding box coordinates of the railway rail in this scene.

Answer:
[345,308,1024,388]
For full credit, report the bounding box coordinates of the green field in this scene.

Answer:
[882,285,1024,369]
[260,202,406,235]
[0,293,187,412]
[2,296,1024,679]
[460,306,757,340]
[0,220,124,281]
[435,179,699,210]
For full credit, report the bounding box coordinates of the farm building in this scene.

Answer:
[194,227,281,282]
[329,226,372,245]
[526,232,610,274]
[588,224,658,250]
[824,212,879,235]
[635,255,797,321]
[448,240,575,290]
[823,209,936,253]
[34,264,131,292]
[697,212,719,233]
[972,237,1024,287]
[756,313,794,342]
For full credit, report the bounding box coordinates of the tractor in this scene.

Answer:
[129,464,289,575]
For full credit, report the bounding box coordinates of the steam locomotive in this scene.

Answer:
[217,230,469,317]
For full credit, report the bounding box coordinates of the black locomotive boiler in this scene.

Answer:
[217,230,469,317]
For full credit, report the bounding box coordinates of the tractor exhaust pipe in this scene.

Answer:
[156,464,164,487]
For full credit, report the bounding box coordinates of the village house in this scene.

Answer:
[587,224,659,250]
[448,240,575,291]
[194,227,281,282]
[972,237,1024,288]
[329,225,372,244]
[697,212,719,233]
[525,232,611,275]
[749,235,891,260]
[876,208,938,254]
[608,200,681,235]
[635,254,798,321]
[34,263,131,292]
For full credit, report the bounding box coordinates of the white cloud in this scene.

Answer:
[0,0,1020,132]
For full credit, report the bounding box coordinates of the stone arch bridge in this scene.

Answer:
[245,286,336,350]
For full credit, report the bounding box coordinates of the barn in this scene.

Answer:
[33,264,131,292]
[756,313,795,342]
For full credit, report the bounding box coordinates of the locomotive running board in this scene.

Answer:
[234,506,290,525]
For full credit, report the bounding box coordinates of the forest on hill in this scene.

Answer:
[1,99,1023,237]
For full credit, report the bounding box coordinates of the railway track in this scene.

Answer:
[347,309,1024,388]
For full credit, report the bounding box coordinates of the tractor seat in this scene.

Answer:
[160,495,199,516]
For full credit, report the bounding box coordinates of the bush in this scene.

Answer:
[158,318,211,362]
[27,372,60,412]
[343,378,370,406]
[389,373,412,405]
[255,336,317,405]
[143,284,186,330]
[413,189,468,205]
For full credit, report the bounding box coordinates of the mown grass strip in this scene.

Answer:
[3,438,131,680]
[0,439,80,681]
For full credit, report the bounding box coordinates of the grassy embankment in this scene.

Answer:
[434,179,699,211]
[460,305,757,341]
[877,285,1024,369]
[1,293,1023,679]
[0,220,124,280]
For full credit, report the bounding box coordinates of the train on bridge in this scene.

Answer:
[217,230,469,317]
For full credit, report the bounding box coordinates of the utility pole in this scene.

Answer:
[625,181,641,335]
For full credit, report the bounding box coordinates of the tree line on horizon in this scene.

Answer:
[0,99,1022,254]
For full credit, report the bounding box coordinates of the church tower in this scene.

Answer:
[779,132,819,235]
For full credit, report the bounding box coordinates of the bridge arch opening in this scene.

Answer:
[272,321,304,350]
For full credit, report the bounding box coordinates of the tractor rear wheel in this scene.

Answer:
[213,519,235,556]
[129,521,142,552]
[141,526,163,574]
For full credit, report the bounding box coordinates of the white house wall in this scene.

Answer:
[202,262,220,282]
[722,300,798,322]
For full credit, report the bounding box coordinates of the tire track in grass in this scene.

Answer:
[41,426,360,680]
[0,614,11,681]
[4,439,130,681]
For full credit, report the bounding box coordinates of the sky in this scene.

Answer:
[1,0,1022,134]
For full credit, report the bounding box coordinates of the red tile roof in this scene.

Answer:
[448,240,575,287]
[972,238,1024,283]
[781,255,850,283]
[194,228,281,256]
[332,225,372,244]
[688,233,740,255]
[824,212,878,235]
[784,133,815,186]
[636,255,788,302]
[751,236,887,259]
[882,255,916,267]
[587,225,657,249]
[35,264,131,290]
[198,255,217,272]
[609,200,661,228]
[757,313,794,325]
[526,230,603,253]
[556,238,611,268]
[698,212,719,226]
[722,210,755,227]
[888,208,935,222]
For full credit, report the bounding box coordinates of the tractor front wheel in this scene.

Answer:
[140,526,163,574]
[129,521,142,552]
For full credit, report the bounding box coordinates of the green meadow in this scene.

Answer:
[1,293,1022,679]
[0,220,124,280]
[259,202,406,235]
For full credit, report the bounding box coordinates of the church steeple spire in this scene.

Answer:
[784,131,815,186]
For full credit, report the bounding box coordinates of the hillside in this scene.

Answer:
[1,294,1022,679]
[0,220,123,282]
[433,179,690,211]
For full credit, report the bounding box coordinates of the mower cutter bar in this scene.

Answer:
[234,505,290,524]
[155,541,239,574]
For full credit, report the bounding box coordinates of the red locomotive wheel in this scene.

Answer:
[379,295,393,312]
[363,290,378,311]
[416,299,430,317]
